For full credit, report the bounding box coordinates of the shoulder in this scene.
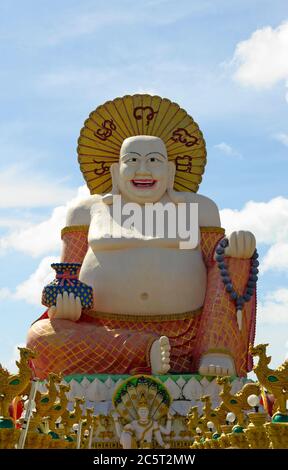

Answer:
[65,194,102,226]
[181,192,221,227]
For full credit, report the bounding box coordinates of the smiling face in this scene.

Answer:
[111,136,175,203]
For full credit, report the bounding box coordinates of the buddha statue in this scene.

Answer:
[27,95,257,379]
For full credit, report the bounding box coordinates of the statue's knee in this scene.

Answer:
[27,319,67,351]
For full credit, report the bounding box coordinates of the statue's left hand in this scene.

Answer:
[224,231,256,259]
[48,292,82,321]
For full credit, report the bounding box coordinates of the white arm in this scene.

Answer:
[159,417,172,435]
[159,410,174,435]
[111,412,123,439]
[154,428,165,447]
[48,196,95,321]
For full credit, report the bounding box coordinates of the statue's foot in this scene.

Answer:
[150,336,171,375]
[198,353,236,376]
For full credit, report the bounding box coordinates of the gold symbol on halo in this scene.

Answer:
[171,128,198,147]
[94,119,117,141]
[175,155,193,173]
[133,106,158,126]
[92,160,110,176]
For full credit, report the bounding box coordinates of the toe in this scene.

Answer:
[198,365,208,376]
[162,364,170,374]
[162,349,170,359]
[215,365,222,376]
[159,336,169,347]
[208,365,216,376]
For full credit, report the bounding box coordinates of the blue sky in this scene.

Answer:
[0,0,288,375]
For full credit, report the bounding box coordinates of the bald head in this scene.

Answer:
[120,135,168,160]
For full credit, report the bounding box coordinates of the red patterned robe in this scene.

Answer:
[27,225,256,379]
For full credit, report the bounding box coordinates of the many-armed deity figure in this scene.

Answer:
[112,397,172,449]
[27,95,257,379]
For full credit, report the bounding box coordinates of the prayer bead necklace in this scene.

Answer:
[215,237,259,330]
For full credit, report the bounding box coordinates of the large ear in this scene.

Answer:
[102,163,120,204]
[167,161,176,189]
[110,162,120,189]
[167,161,185,203]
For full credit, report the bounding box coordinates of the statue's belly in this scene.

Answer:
[80,247,207,315]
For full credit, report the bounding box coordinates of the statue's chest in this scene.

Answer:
[89,201,199,242]
[134,422,154,441]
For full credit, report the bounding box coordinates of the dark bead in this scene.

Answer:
[237,298,244,307]
[246,287,254,295]
[247,280,256,288]
[226,283,233,293]
[218,262,227,270]
[252,260,259,267]
[216,247,225,255]
[220,270,229,277]
[220,238,229,248]
[230,291,238,300]
[216,254,224,262]
[244,293,251,301]
[222,277,231,285]
[249,275,258,282]
[252,251,259,259]
[251,267,259,274]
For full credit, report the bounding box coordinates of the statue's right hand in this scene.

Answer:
[48,292,82,321]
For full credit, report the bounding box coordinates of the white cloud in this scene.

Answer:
[0,164,76,208]
[2,343,26,374]
[0,185,89,257]
[221,196,288,274]
[214,142,242,158]
[261,242,288,273]
[220,196,288,245]
[14,256,58,306]
[273,132,288,147]
[0,206,64,257]
[0,287,12,300]
[232,21,288,89]
[0,255,62,306]
[0,217,34,230]
[258,288,288,323]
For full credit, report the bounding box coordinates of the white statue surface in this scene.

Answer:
[27,95,257,379]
